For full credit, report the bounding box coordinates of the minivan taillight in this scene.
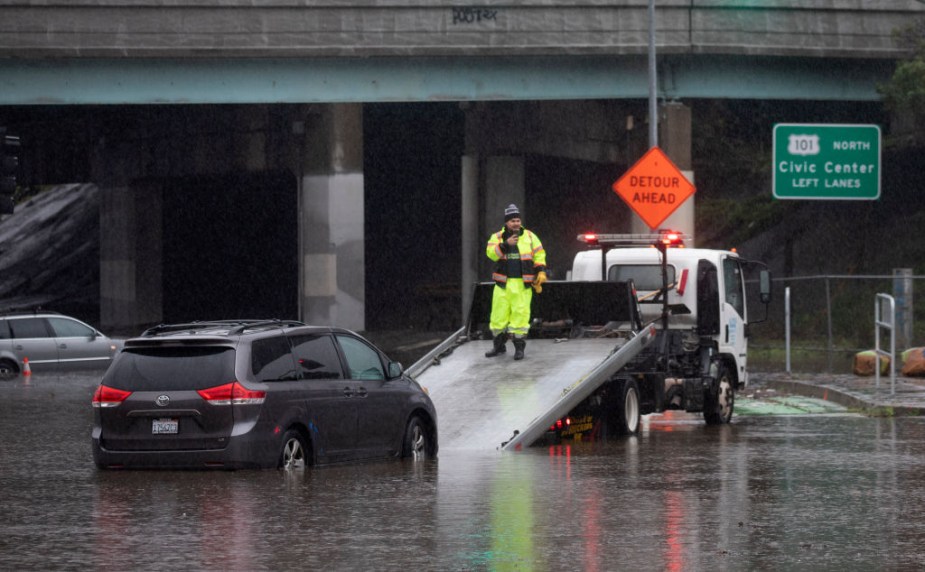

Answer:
[197,381,266,406]
[92,385,132,408]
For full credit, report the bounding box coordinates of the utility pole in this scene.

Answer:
[647,0,657,149]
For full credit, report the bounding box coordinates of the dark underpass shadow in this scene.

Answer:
[161,171,298,323]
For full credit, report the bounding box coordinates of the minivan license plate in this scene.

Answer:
[152,418,179,435]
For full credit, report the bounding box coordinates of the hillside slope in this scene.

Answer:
[0,184,100,324]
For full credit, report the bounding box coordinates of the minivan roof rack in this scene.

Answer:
[141,319,306,337]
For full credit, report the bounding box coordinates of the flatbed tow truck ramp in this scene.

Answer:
[407,281,654,451]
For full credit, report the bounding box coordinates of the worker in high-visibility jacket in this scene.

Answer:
[485,203,547,360]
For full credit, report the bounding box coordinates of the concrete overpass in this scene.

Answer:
[0,1,914,104]
[0,1,920,333]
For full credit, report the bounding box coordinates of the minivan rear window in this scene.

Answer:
[289,334,343,380]
[104,346,236,391]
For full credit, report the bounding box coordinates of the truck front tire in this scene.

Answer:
[704,365,735,425]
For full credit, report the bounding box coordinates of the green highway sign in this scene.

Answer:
[772,124,881,200]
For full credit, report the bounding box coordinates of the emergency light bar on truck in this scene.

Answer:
[577,230,691,249]
[577,230,692,284]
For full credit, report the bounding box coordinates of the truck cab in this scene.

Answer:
[571,236,755,386]
[556,231,771,436]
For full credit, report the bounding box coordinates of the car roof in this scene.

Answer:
[0,310,65,318]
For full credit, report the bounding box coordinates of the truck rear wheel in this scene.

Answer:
[704,365,735,425]
[614,379,641,435]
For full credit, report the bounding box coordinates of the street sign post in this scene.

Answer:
[613,146,695,230]
[772,124,881,200]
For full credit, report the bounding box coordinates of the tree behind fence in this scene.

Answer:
[747,274,925,373]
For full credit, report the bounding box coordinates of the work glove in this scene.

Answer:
[532,271,547,294]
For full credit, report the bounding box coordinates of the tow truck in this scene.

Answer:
[408,230,771,450]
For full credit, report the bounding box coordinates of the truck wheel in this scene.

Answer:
[704,365,735,425]
[614,379,641,435]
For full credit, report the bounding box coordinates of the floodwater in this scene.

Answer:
[2,373,925,570]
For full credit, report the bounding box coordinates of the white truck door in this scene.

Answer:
[719,256,748,384]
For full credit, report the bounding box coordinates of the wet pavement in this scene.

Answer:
[753,370,925,416]
[6,370,925,569]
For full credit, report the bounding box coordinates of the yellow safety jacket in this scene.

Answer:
[486,227,547,288]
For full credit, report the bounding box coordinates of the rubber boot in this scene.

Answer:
[513,337,526,361]
[485,333,508,358]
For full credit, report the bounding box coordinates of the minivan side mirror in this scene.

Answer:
[388,361,404,379]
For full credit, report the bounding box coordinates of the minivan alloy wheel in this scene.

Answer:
[402,416,431,460]
[279,430,308,470]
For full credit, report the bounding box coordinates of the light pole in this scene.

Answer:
[647,0,657,149]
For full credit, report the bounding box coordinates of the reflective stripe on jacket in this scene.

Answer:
[486,227,546,287]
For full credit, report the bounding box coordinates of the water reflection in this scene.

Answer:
[6,374,925,569]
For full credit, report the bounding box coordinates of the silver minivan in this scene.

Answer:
[0,311,119,379]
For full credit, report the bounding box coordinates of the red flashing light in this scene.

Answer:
[197,381,266,405]
[92,385,132,408]
[579,233,599,245]
[656,229,685,249]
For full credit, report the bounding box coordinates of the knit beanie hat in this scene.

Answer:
[504,203,521,222]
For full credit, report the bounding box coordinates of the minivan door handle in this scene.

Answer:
[342,387,355,397]
[356,387,368,398]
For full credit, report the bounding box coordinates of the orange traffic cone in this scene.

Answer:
[22,357,31,378]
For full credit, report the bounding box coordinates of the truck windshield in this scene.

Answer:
[607,264,676,291]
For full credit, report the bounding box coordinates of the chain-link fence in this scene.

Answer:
[747,272,925,374]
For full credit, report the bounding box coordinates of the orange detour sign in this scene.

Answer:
[612,146,695,230]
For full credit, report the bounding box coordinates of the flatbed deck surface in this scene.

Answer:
[414,337,626,450]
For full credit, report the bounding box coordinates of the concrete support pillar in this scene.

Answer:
[299,103,365,330]
[461,154,479,322]
[630,101,694,241]
[480,156,525,279]
[98,137,163,334]
[99,182,163,334]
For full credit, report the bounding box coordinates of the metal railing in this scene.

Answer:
[751,273,925,374]
[874,293,896,394]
